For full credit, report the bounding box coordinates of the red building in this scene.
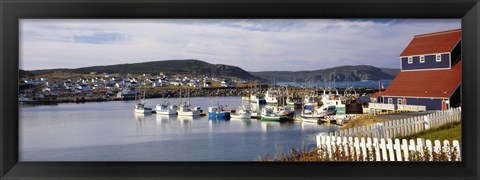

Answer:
[374,29,462,111]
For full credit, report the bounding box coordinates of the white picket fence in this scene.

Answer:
[323,107,461,139]
[316,135,461,161]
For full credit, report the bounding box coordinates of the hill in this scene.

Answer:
[25,59,265,81]
[250,65,400,82]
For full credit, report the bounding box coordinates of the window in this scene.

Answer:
[388,98,393,104]
[407,57,413,64]
[420,55,425,63]
[436,54,442,62]
[398,99,403,105]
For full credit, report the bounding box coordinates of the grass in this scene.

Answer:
[400,122,462,144]
[341,114,388,130]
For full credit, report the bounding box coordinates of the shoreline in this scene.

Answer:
[20,86,379,105]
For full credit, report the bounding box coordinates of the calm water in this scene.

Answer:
[20,96,339,161]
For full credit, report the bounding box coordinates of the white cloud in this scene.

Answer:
[20,19,461,71]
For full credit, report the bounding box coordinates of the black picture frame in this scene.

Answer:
[1,0,479,179]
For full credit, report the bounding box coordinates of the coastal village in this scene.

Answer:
[20,28,462,161]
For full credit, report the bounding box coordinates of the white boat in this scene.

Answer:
[133,91,152,114]
[321,88,346,115]
[231,105,252,119]
[178,103,201,116]
[177,90,201,116]
[155,100,177,115]
[261,106,294,121]
[265,89,279,104]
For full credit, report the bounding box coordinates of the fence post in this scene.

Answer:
[380,138,388,161]
[326,135,332,159]
[402,139,409,161]
[342,136,349,158]
[443,140,451,161]
[366,138,375,160]
[423,115,430,130]
[387,139,395,161]
[425,140,433,161]
[409,139,416,160]
[452,140,461,161]
[377,123,384,139]
[394,139,403,161]
[373,138,381,161]
[354,137,360,161]
[317,133,326,147]
[416,138,425,159]
[361,137,367,161]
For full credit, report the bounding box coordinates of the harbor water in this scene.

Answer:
[20,96,339,161]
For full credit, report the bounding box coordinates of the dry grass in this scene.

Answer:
[259,144,460,162]
[341,114,388,130]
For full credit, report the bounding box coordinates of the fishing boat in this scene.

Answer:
[285,88,302,108]
[178,101,201,116]
[155,100,177,115]
[304,104,336,123]
[249,93,267,105]
[231,105,252,119]
[260,106,294,121]
[300,93,321,122]
[208,104,231,120]
[286,98,302,108]
[177,90,201,116]
[133,92,152,114]
[321,87,346,115]
[264,89,279,104]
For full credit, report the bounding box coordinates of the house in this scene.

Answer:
[221,79,236,87]
[76,85,91,92]
[375,29,461,111]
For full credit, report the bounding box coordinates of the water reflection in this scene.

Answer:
[260,121,292,132]
[230,118,253,128]
[133,113,155,136]
[177,116,201,134]
[155,115,174,131]
[301,121,322,130]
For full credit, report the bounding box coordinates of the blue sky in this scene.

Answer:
[20,19,460,71]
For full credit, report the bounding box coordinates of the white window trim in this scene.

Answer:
[419,55,425,63]
[436,54,442,62]
[407,57,413,64]
[388,98,393,104]
[397,99,403,105]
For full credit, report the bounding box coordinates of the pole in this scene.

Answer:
[379,81,382,112]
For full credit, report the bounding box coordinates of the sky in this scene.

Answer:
[20,19,461,71]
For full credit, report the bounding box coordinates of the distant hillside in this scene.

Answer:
[250,65,400,82]
[25,59,265,81]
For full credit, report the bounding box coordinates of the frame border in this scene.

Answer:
[1,0,479,179]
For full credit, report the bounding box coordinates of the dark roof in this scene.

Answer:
[381,60,461,98]
[400,29,461,57]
